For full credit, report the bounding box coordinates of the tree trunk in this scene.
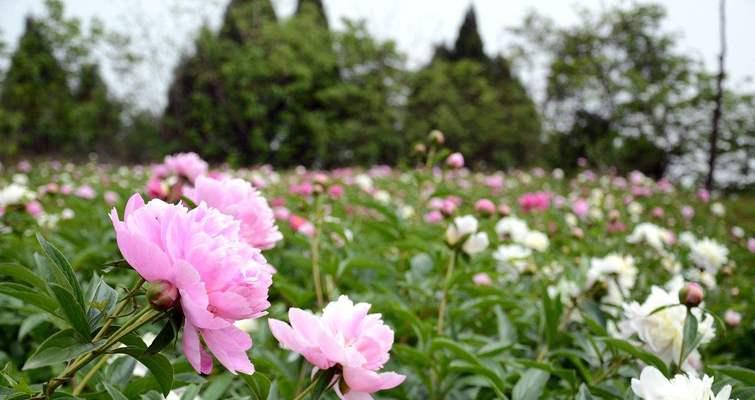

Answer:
[705,0,726,190]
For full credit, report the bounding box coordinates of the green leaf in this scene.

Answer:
[242,373,271,400]
[146,313,183,355]
[36,234,85,309]
[577,384,594,400]
[0,283,58,314]
[86,276,118,329]
[267,380,280,400]
[710,365,755,385]
[23,329,95,370]
[512,368,550,400]
[50,283,91,339]
[601,338,669,377]
[495,306,517,345]
[679,309,701,367]
[111,347,173,396]
[103,382,129,400]
[311,368,338,400]
[17,314,48,340]
[180,384,201,400]
[202,373,233,400]
[0,263,48,291]
[430,338,506,395]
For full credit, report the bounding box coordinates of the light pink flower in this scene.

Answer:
[17,160,32,173]
[484,175,504,192]
[146,176,168,199]
[110,194,274,375]
[75,185,96,200]
[162,152,208,183]
[104,191,119,206]
[273,206,291,221]
[424,210,443,224]
[186,176,282,250]
[748,238,755,253]
[572,198,589,218]
[328,185,345,200]
[473,272,493,286]
[697,189,710,203]
[290,182,314,197]
[681,206,694,220]
[652,207,665,219]
[474,199,496,216]
[25,200,43,218]
[269,296,405,399]
[446,152,464,169]
[724,310,742,327]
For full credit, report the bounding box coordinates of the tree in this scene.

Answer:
[410,5,541,169]
[0,17,73,155]
[510,4,703,176]
[295,0,328,29]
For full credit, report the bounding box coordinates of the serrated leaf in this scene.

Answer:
[23,329,95,370]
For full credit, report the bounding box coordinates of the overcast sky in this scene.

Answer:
[1,0,753,110]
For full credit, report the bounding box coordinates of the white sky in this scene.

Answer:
[1,0,753,110]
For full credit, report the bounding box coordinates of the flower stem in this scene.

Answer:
[292,377,320,400]
[436,250,457,334]
[72,355,108,395]
[311,195,325,308]
[93,277,145,342]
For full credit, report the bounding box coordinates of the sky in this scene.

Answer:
[1,0,754,110]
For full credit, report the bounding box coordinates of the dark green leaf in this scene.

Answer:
[0,263,47,291]
[242,373,271,400]
[86,276,118,329]
[311,368,338,400]
[0,282,58,315]
[146,314,183,355]
[710,365,755,385]
[36,233,85,308]
[103,382,129,400]
[50,283,91,339]
[601,338,669,377]
[23,329,95,370]
[202,373,233,400]
[111,347,173,395]
[679,310,700,367]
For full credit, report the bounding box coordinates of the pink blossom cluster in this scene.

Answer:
[518,191,551,213]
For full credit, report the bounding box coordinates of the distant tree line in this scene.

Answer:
[0,0,752,187]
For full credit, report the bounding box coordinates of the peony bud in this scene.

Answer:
[446,152,464,169]
[147,280,179,311]
[678,282,704,308]
[429,129,445,144]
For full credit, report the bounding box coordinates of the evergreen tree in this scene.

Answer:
[295,0,328,29]
[450,6,485,62]
[220,0,277,43]
[0,17,73,154]
[72,63,122,154]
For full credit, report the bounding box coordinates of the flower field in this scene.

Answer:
[0,149,754,399]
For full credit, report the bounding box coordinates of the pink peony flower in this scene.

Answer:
[110,194,274,375]
[185,176,282,250]
[681,205,694,220]
[697,188,710,203]
[162,152,208,183]
[61,185,73,195]
[518,192,551,213]
[484,175,504,192]
[273,206,290,221]
[424,210,443,224]
[474,199,496,216]
[17,160,32,173]
[440,198,458,216]
[75,185,96,200]
[104,191,119,206]
[269,296,405,399]
[748,238,755,253]
[25,200,43,218]
[146,176,168,199]
[571,198,589,218]
[446,152,464,169]
[473,272,493,286]
[290,182,314,197]
[329,185,345,200]
[724,310,742,327]
[289,214,315,237]
[652,207,665,219]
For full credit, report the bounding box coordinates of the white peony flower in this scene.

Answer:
[462,232,489,255]
[627,222,673,252]
[493,244,532,272]
[548,280,580,304]
[522,230,549,252]
[354,174,373,191]
[688,238,728,273]
[373,190,391,203]
[617,286,715,370]
[446,215,479,245]
[0,183,34,208]
[631,366,732,400]
[710,202,725,216]
[587,254,637,304]
[495,216,529,242]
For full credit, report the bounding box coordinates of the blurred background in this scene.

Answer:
[0,0,753,189]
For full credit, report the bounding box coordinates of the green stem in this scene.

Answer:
[41,307,162,398]
[311,195,325,308]
[72,355,108,395]
[93,277,145,342]
[436,250,457,334]
[293,377,320,400]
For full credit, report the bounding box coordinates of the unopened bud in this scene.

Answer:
[414,143,427,154]
[429,129,445,144]
[147,280,179,311]
[678,282,704,308]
